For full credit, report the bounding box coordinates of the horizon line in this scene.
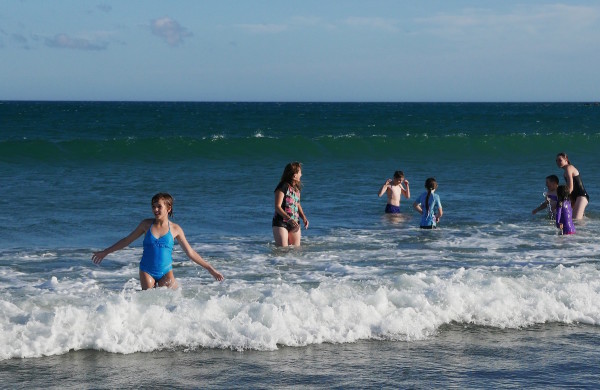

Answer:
[1,100,599,104]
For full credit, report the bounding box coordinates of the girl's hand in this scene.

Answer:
[404,179,409,186]
[385,179,392,185]
[303,218,309,229]
[210,269,225,281]
[92,250,107,265]
[288,219,299,228]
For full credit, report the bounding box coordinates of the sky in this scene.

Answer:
[1,0,599,102]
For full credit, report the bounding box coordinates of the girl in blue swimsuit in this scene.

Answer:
[92,193,224,289]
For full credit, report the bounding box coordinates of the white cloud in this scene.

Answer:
[290,16,322,26]
[235,23,288,34]
[415,4,600,36]
[150,17,192,46]
[45,33,108,50]
[344,17,399,32]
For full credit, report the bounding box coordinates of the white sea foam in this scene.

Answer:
[1,264,599,360]
[2,208,598,360]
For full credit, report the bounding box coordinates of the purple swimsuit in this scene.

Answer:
[556,201,575,235]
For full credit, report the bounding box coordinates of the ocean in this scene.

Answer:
[1,102,599,388]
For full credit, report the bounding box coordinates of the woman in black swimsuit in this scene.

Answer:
[556,152,589,219]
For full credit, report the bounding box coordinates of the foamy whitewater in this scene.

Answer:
[2,219,600,360]
[1,102,599,387]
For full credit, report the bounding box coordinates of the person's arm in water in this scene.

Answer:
[532,199,549,215]
[92,220,149,264]
[172,223,224,281]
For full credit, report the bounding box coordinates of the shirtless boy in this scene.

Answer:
[378,171,410,213]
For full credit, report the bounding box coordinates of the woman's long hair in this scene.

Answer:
[279,162,303,190]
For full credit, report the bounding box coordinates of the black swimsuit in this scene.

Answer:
[571,174,589,204]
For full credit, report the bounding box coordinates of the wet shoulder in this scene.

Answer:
[169,222,183,238]
[140,218,154,231]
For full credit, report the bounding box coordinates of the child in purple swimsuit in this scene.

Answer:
[555,185,575,235]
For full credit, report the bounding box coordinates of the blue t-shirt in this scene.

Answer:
[416,191,442,227]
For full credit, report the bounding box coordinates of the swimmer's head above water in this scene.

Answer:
[151,192,174,217]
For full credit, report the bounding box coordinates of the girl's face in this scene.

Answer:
[152,199,171,219]
[556,155,568,168]
[293,169,302,183]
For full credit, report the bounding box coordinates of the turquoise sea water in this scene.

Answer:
[1,102,599,388]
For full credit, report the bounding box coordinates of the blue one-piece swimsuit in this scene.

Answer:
[139,222,174,280]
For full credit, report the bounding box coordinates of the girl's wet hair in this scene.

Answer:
[424,177,437,211]
[280,162,303,189]
[393,170,404,179]
[425,177,438,191]
[556,185,570,202]
[151,192,174,217]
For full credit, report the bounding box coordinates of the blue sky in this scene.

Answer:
[1,0,599,101]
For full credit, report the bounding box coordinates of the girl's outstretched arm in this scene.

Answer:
[173,224,224,281]
[92,220,149,264]
[532,199,549,214]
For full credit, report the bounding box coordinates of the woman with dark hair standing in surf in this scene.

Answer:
[556,152,589,219]
[272,162,309,247]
